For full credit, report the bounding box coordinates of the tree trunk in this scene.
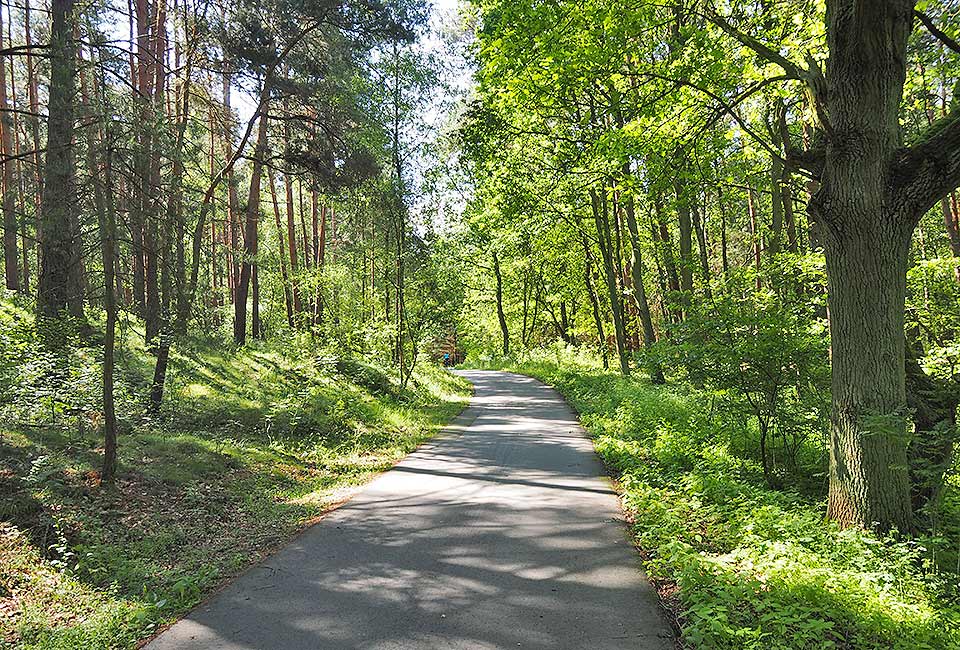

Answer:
[269,169,294,326]
[941,195,960,282]
[208,99,220,308]
[37,0,84,321]
[312,191,320,266]
[83,51,118,481]
[223,70,241,303]
[492,249,509,356]
[748,187,761,290]
[653,195,681,312]
[813,0,920,532]
[674,182,694,313]
[6,14,28,293]
[0,10,19,292]
[622,184,663,383]
[25,0,42,279]
[150,54,193,410]
[717,184,729,275]
[284,166,301,317]
[592,188,630,375]
[251,264,262,338]
[783,173,798,253]
[316,201,326,325]
[581,234,608,370]
[691,199,712,299]
[299,180,311,272]
[769,153,785,258]
[233,87,269,345]
[822,224,913,530]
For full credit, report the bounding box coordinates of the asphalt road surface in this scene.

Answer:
[146,370,675,650]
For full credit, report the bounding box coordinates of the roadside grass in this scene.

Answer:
[0,301,471,649]
[468,349,960,650]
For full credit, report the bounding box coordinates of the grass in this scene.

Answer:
[469,347,960,650]
[0,300,471,649]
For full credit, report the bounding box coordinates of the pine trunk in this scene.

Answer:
[233,90,269,345]
[37,0,84,320]
[0,10,19,292]
[268,170,294,326]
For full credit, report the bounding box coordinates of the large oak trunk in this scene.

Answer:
[822,219,913,530]
[815,0,917,531]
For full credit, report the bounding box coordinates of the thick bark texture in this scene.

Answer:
[814,0,919,531]
[822,226,913,529]
[714,0,960,530]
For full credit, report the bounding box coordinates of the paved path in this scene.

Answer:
[147,371,674,650]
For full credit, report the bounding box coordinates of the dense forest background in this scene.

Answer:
[447,0,960,644]
[1,0,960,646]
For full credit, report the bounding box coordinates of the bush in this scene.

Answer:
[662,259,831,489]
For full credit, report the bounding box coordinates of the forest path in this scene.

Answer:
[146,370,674,649]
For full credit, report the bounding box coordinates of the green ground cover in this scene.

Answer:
[0,300,470,649]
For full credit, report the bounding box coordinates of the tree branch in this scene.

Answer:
[704,8,805,80]
[704,6,832,135]
[914,9,960,56]
[894,106,960,219]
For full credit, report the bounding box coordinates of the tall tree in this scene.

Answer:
[37,0,84,321]
[234,90,270,345]
[707,1,960,530]
[0,1,18,292]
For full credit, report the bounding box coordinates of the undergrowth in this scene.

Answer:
[0,299,470,649]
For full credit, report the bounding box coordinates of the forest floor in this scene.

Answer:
[0,300,471,649]
[145,370,675,650]
[475,350,960,650]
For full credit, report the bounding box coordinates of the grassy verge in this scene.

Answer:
[476,351,960,650]
[0,303,471,649]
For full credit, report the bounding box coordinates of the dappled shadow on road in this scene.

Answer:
[146,371,673,650]
[391,464,617,496]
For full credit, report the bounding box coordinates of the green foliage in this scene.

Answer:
[908,256,960,382]
[663,258,830,487]
[493,350,960,649]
